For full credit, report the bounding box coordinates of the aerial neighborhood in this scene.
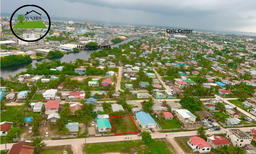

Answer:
[1,14,256,154]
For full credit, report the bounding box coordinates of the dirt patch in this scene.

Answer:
[88,126,96,136]
[79,123,86,134]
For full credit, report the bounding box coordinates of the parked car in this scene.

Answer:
[214,127,221,131]
[45,132,49,137]
[137,133,141,136]
[91,121,95,126]
[208,128,214,131]
[150,128,155,133]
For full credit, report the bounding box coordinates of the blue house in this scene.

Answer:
[75,68,86,74]
[0,92,5,101]
[87,97,97,104]
[215,81,225,87]
[135,111,157,129]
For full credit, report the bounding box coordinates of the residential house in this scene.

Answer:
[226,129,252,147]
[70,103,83,115]
[187,136,211,153]
[94,106,104,113]
[207,135,230,149]
[226,109,240,118]
[156,111,173,120]
[139,82,150,89]
[5,92,15,100]
[226,118,241,125]
[97,114,109,119]
[65,122,79,135]
[250,128,256,142]
[0,121,13,136]
[204,103,216,111]
[17,91,29,99]
[45,100,60,115]
[43,89,58,100]
[97,118,112,132]
[146,73,156,78]
[154,92,166,99]
[32,102,44,113]
[152,101,167,112]
[88,80,99,87]
[24,117,33,126]
[167,101,182,111]
[135,111,157,129]
[75,68,86,74]
[68,91,85,99]
[195,111,214,120]
[31,75,42,82]
[219,90,233,95]
[125,84,133,90]
[47,113,60,124]
[175,81,188,88]
[111,104,124,112]
[137,93,150,99]
[87,97,97,105]
[101,79,112,87]
[7,141,34,154]
[164,90,176,98]
[174,109,196,124]
[58,83,64,89]
[192,71,199,75]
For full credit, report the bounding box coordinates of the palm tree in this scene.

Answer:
[30,138,46,154]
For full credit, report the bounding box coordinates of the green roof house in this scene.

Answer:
[97,118,112,132]
[139,82,150,89]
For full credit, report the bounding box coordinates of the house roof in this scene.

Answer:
[87,97,97,104]
[65,122,79,132]
[216,81,225,86]
[176,81,188,85]
[219,90,232,94]
[70,103,83,112]
[102,79,112,84]
[45,100,60,108]
[97,118,112,129]
[157,112,173,118]
[8,141,34,154]
[69,91,84,96]
[208,135,230,146]
[190,136,211,149]
[175,109,196,118]
[24,117,33,122]
[251,128,256,134]
[0,121,13,132]
[136,111,157,125]
[47,113,60,119]
[111,104,124,112]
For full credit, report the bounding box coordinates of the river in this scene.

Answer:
[1,35,143,78]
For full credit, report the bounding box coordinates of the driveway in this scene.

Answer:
[116,66,123,92]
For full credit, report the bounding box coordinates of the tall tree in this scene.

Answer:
[30,138,46,154]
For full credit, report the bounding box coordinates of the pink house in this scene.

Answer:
[101,79,112,87]
[69,92,85,99]
[45,100,60,114]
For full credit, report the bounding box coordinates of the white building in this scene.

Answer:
[174,109,196,124]
[32,102,44,113]
[226,129,252,147]
[187,136,211,153]
[111,104,124,112]
[43,89,58,100]
[135,111,157,129]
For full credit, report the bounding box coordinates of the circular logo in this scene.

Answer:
[9,4,51,42]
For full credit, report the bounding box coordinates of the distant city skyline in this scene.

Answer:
[2,0,256,33]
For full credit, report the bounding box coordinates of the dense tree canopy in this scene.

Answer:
[1,55,32,68]
[179,95,202,113]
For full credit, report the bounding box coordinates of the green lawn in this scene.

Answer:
[33,94,44,100]
[14,21,47,29]
[214,112,229,118]
[1,106,22,122]
[154,117,182,129]
[85,139,174,154]
[41,145,72,154]
[111,116,138,134]
[228,100,247,111]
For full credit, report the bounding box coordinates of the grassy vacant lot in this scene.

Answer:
[154,118,182,129]
[33,94,44,100]
[111,116,138,134]
[228,100,247,111]
[14,21,47,29]
[85,139,174,154]
[41,145,72,154]
[1,106,22,122]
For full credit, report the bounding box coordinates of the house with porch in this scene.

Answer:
[207,135,230,149]
[187,136,211,153]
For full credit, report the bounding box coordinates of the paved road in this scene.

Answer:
[1,127,255,153]
[153,67,171,91]
[215,95,256,120]
[115,66,123,92]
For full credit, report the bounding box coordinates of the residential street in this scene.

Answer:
[152,67,172,91]
[1,126,255,154]
[115,66,123,92]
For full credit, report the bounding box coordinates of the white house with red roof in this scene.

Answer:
[187,136,211,153]
[0,121,13,136]
[45,100,60,115]
[68,91,85,99]
[219,89,233,95]
[156,111,173,120]
[207,135,230,149]
[175,80,188,88]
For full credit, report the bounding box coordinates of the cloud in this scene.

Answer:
[2,0,256,32]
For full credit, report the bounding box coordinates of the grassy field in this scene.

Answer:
[14,21,47,28]
[41,145,72,154]
[85,139,174,154]
[228,100,247,111]
[1,106,22,122]
[33,94,44,100]
[154,117,182,129]
[111,116,138,134]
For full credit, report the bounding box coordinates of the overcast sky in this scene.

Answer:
[2,0,256,32]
